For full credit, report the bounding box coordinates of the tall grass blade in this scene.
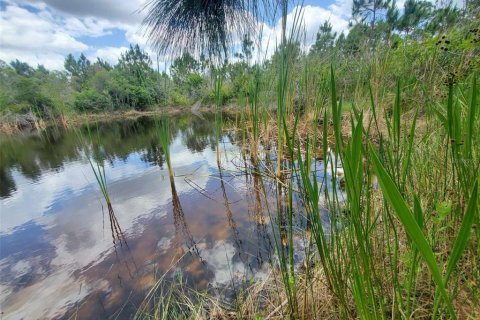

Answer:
[466,74,477,159]
[445,181,478,283]
[432,181,478,317]
[401,109,418,189]
[368,144,456,319]
[330,65,342,154]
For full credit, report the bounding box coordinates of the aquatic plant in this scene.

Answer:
[88,157,127,247]
[214,69,224,165]
[81,123,128,248]
[156,118,174,178]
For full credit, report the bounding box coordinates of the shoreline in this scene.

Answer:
[0,105,240,135]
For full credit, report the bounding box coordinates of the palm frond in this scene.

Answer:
[142,0,274,59]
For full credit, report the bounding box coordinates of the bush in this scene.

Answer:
[205,83,234,105]
[15,77,55,116]
[171,90,188,106]
[132,86,151,111]
[74,89,112,112]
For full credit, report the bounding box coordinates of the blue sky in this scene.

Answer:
[0,0,416,70]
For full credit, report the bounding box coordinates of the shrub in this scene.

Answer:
[74,89,112,112]
[171,90,188,106]
[132,86,151,111]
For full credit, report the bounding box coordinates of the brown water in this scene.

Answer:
[0,114,338,319]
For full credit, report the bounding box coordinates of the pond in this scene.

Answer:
[0,114,339,319]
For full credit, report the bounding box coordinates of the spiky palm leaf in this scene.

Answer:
[142,0,273,58]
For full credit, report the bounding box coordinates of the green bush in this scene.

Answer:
[74,89,112,112]
[15,77,55,116]
[205,83,233,105]
[0,88,14,115]
[171,90,188,106]
[132,86,151,111]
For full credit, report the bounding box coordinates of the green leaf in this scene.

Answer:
[445,182,478,283]
[432,181,478,317]
[369,144,456,319]
[413,195,424,230]
[466,74,477,158]
[435,201,452,221]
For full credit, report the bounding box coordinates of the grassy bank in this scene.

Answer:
[4,1,478,318]
[0,104,244,135]
[125,64,479,319]
[130,16,479,314]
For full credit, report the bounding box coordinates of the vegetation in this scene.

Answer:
[133,0,480,319]
[1,2,478,124]
[2,0,480,318]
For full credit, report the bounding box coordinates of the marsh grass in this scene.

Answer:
[277,72,476,319]
[137,6,479,319]
[155,117,204,260]
[88,157,128,247]
[138,69,478,317]
[156,118,173,178]
[219,66,479,319]
[135,256,212,320]
[78,123,128,248]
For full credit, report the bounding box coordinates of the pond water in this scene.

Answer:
[0,114,339,319]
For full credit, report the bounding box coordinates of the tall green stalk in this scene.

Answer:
[157,119,173,178]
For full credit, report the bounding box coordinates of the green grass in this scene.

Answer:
[78,123,128,247]
[156,118,173,178]
[135,8,479,319]
[229,63,479,319]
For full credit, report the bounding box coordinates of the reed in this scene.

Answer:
[214,68,224,165]
[136,4,479,318]
[240,67,479,319]
[156,118,173,178]
[135,69,479,318]
[81,123,127,247]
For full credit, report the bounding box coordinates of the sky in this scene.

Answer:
[0,0,359,70]
[0,0,454,71]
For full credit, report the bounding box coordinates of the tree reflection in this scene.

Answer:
[0,114,221,200]
[169,174,203,262]
[0,166,16,198]
[181,115,217,153]
[141,142,165,168]
[217,160,244,261]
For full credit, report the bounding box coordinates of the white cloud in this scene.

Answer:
[0,0,155,69]
[89,46,129,65]
[297,5,350,40]
[329,0,354,18]
[0,49,68,70]
[256,4,349,61]
[62,16,116,38]
[125,26,148,47]
[0,4,89,69]
[0,5,88,52]
[23,0,147,25]
[0,1,355,69]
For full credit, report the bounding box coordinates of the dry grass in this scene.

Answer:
[0,106,244,135]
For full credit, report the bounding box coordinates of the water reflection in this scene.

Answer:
[0,115,269,319]
[0,114,341,319]
[0,115,220,200]
[169,174,204,263]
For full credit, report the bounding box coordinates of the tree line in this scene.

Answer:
[0,0,478,120]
